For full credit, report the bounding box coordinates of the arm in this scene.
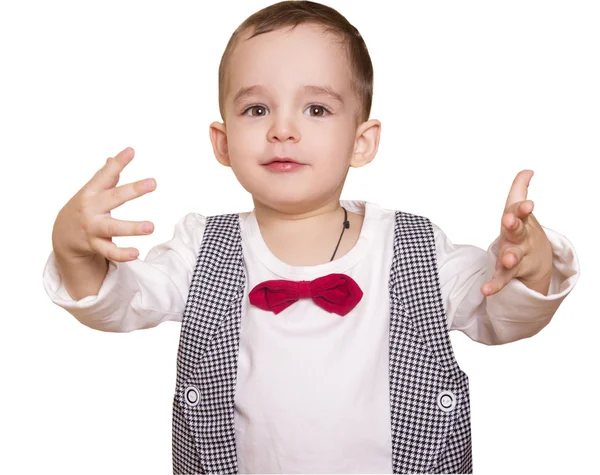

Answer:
[435,223,579,345]
[42,212,206,333]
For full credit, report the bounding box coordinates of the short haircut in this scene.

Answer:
[218,0,374,124]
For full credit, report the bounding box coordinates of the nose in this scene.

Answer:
[267,113,300,143]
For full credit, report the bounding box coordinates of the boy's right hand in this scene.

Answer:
[52,147,156,263]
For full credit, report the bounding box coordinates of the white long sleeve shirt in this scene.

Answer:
[42,199,579,473]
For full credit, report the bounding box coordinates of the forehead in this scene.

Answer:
[226,23,354,102]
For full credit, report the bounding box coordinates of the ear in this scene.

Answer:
[209,121,230,167]
[350,119,381,168]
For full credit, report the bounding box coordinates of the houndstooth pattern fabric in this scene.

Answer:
[389,212,472,473]
[172,214,245,474]
[172,210,472,474]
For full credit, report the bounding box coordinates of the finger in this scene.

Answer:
[90,236,140,262]
[88,147,135,192]
[486,246,523,294]
[501,209,528,243]
[500,200,534,243]
[98,176,156,213]
[87,216,155,238]
[498,245,525,270]
[511,199,534,220]
[482,265,518,296]
[504,170,534,211]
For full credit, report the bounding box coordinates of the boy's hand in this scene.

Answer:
[481,170,553,296]
[52,147,157,263]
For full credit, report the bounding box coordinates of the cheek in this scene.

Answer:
[311,123,355,162]
[227,129,262,163]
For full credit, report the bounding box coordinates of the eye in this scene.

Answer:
[304,104,330,117]
[243,105,269,117]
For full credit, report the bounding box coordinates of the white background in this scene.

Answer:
[1,0,597,473]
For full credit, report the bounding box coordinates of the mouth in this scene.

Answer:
[262,157,305,173]
[263,157,302,165]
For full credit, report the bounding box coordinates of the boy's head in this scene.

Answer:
[210,1,381,213]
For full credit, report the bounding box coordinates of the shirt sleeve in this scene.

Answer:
[41,212,206,333]
[433,222,580,345]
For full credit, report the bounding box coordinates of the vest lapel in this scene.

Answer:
[388,211,472,473]
[173,214,245,474]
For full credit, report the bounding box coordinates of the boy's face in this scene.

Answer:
[210,23,378,213]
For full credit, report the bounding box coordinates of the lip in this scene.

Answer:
[264,156,302,165]
[262,156,305,173]
[263,161,305,172]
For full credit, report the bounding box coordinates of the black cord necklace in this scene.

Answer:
[330,206,350,261]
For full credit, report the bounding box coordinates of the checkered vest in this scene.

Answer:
[172,211,472,474]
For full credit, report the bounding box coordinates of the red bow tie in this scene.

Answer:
[248,273,363,316]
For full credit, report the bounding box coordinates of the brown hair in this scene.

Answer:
[218,0,373,124]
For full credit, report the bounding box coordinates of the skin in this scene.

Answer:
[208,23,554,295]
[482,170,553,297]
[210,23,380,266]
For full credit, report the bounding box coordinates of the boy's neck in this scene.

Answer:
[252,198,363,266]
[254,198,342,230]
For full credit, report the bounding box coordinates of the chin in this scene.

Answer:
[257,189,335,213]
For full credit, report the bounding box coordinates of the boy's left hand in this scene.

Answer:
[481,170,553,296]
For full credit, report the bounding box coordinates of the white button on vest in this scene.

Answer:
[184,386,200,407]
[437,390,457,412]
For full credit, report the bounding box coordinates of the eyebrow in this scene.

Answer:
[232,84,344,106]
[303,85,344,105]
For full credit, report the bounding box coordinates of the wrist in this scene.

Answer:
[518,267,552,295]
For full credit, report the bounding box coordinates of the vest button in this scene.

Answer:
[184,385,200,407]
[437,390,457,412]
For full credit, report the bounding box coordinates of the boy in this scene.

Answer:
[43,1,579,473]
